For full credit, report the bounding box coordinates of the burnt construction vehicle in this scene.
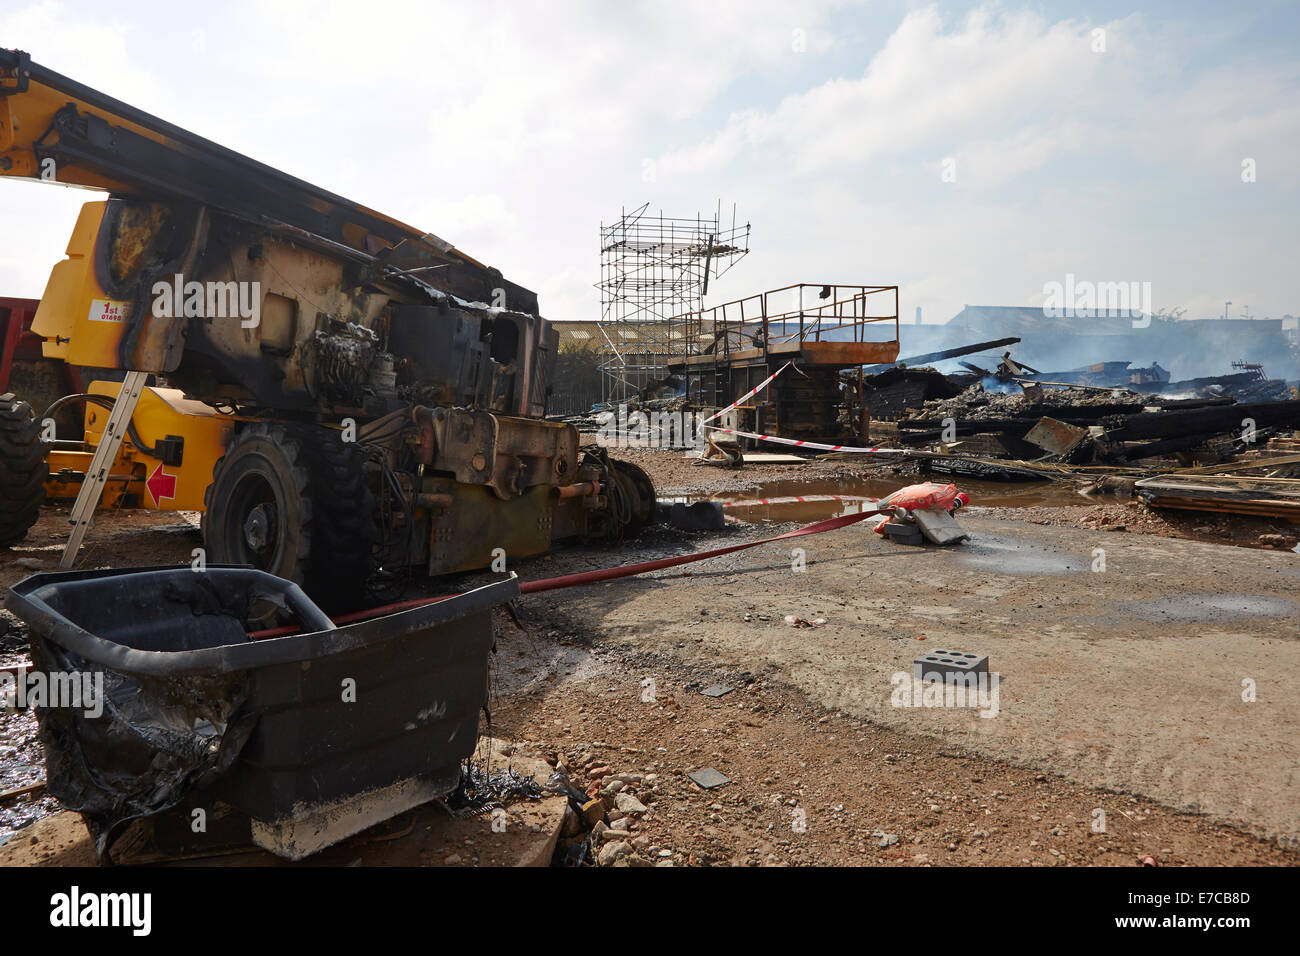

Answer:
[0,49,655,612]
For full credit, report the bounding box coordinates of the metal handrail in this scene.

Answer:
[672,284,899,358]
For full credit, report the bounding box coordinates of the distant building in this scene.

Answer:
[902,307,1297,382]
[549,319,704,415]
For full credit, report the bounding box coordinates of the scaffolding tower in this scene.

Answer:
[597,201,749,403]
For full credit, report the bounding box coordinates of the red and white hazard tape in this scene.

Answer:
[703,425,912,454]
[701,361,795,424]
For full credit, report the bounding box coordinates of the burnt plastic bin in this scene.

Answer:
[6,565,518,860]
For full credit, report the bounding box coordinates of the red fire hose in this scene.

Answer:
[248,507,884,639]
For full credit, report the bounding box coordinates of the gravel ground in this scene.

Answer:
[510,511,1300,851]
[3,451,1297,865]
[596,444,911,495]
[489,629,1298,866]
[984,500,1300,550]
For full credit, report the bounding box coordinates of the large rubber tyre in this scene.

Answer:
[0,393,49,548]
[611,459,657,537]
[201,422,376,613]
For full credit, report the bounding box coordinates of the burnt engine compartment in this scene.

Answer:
[84,198,655,593]
[92,198,557,423]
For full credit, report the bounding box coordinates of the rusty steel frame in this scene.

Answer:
[673,283,900,362]
[666,283,901,440]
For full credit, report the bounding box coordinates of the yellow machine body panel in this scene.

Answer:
[0,60,175,188]
[45,381,232,512]
[30,201,129,369]
[0,50,449,266]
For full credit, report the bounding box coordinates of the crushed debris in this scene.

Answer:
[442,762,549,818]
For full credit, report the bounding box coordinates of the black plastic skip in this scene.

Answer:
[6,565,518,861]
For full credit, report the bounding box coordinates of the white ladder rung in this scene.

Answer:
[59,370,150,569]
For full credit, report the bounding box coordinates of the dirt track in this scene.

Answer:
[489,628,1297,866]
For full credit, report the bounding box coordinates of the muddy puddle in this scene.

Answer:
[670,476,1089,524]
[0,705,56,847]
[0,619,59,846]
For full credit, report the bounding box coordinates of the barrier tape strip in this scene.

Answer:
[721,494,876,509]
[702,424,913,454]
[701,361,795,424]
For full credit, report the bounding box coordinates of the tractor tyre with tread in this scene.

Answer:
[202,421,376,613]
[0,393,49,548]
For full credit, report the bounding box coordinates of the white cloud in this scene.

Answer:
[662,7,1112,178]
[0,181,93,300]
[952,121,1090,189]
[655,5,1300,326]
[0,0,163,107]
[1,0,1296,332]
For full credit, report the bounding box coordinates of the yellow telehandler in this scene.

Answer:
[0,49,654,612]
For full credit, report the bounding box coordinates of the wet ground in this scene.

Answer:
[0,509,205,846]
[1,611,58,837]
[510,507,1300,847]
[666,475,1090,525]
[0,710,51,840]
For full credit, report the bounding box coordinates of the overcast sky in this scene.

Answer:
[1,0,1296,325]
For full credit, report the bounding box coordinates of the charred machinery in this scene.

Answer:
[0,49,655,611]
